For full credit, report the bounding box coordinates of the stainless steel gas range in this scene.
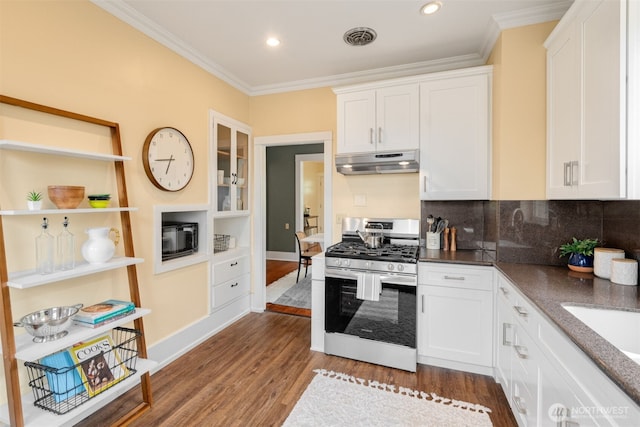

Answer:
[324,217,419,372]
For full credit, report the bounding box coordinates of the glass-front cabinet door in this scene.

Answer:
[212,112,251,214]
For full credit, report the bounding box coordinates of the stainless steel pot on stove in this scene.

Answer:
[356,223,384,249]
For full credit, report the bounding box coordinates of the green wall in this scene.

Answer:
[266,143,324,252]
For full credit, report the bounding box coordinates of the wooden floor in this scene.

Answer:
[78,312,517,427]
[265,259,311,317]
[265,260,299,285]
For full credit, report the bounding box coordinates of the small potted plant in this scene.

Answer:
[559,237,599,272]
[26,190,43,211]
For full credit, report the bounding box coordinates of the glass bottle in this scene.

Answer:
[35,217,54,274]
[57,216,75,270]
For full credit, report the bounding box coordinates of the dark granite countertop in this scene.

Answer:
[419,248,496,266]
[495,262,640,407]
[419,250,640,406]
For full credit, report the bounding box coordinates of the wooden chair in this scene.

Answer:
[295,231,322,282]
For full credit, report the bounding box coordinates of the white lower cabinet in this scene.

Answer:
[495,271,640,426]
[211,253,250,311]
[417,263,494,375]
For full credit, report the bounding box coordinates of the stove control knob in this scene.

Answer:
[334,259,342,267]
[343,259,350,267]
[387,263,394,271]
[397,264,405,272]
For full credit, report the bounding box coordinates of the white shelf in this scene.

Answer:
[0,140,131,162]
[212,246,249,261]
[7,257,143,289]
[212,211,250,219]
[10,308,151,361]
[0,207,137,216]
[0,358,156,427]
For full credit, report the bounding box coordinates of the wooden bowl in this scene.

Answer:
[47,185,85,209]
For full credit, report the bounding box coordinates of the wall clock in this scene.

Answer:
[142,127,194,191]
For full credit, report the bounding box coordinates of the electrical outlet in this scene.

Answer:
[285,223,289,230]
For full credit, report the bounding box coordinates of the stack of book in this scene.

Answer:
[73,299,135,328]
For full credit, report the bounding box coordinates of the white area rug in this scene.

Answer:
[283,369,493,427]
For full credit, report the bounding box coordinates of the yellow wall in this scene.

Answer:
[0,1,250,355]
[487,21,557,199]
[250,89,420,235]
[0,0,555,403]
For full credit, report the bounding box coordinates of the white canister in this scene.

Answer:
[217,170,224,185]
[426,232,440,250]
[610,258,638,286]
[594,248,625,279]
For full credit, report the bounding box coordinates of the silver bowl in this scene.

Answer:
[14,304,83,343]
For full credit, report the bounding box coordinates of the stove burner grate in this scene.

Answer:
[326,241,419,263]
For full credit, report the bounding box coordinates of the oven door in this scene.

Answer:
[325,269,416,348]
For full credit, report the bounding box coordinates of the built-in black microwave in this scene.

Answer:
[162,222,198,261]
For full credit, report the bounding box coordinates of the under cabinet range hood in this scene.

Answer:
[335,150,419,175]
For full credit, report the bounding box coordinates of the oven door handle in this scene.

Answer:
[326,270,417,287]
[325,269,360,281]
[378,275,417,287]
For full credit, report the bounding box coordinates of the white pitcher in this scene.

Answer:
[81,227,120,264]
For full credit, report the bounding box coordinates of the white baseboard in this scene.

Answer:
[147,295,251,371]
[266,251,297,262]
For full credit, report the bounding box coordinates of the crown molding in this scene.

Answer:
[90,0,252,94]
[480,1,572,62]
[92,0,573,96]
[250,54,484,96]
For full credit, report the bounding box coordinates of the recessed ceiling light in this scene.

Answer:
[421,1,442,15]
[266,37,280,47]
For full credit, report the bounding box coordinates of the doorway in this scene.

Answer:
[252,132,333,312]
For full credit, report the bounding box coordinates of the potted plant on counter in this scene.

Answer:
[559,237,599,272]
[26,190,43,211]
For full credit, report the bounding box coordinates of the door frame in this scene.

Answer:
[252,131,333,312]
[295,153,324,235]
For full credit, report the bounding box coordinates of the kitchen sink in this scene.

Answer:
[562,304,640,364]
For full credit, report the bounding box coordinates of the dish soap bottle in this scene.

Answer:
[35,217,54,274]
[57,216,75,270]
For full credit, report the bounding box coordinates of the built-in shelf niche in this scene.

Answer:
[154,205,209,274]
[213,215,250,256]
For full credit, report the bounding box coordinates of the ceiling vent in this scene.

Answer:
[343,27,377,46]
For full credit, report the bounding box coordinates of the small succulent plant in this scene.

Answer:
[26,190,43,202]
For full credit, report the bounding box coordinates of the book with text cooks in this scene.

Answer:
[69,334,129,397]
[73,299,135,325]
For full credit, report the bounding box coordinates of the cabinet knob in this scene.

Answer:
[514,344,528,359]
[502,322,512,346]
[513,396,527,415]
[513,305,528,317]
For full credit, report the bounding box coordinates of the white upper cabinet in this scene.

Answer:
[335,83,419,154]
[419,68,492,200]
[546,0,635,199]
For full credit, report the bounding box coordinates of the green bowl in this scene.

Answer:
[89,199,110,208]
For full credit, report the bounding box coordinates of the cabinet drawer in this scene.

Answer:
[419,264,494,291]
[212,273,250,309]
[511,326,538,427]
[213,256,250,285]
[497,273,538,339]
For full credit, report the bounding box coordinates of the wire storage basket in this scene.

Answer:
[214,234,230,253]
[24,327,140,415]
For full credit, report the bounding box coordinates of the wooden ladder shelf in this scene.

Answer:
[0,95,153,426]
